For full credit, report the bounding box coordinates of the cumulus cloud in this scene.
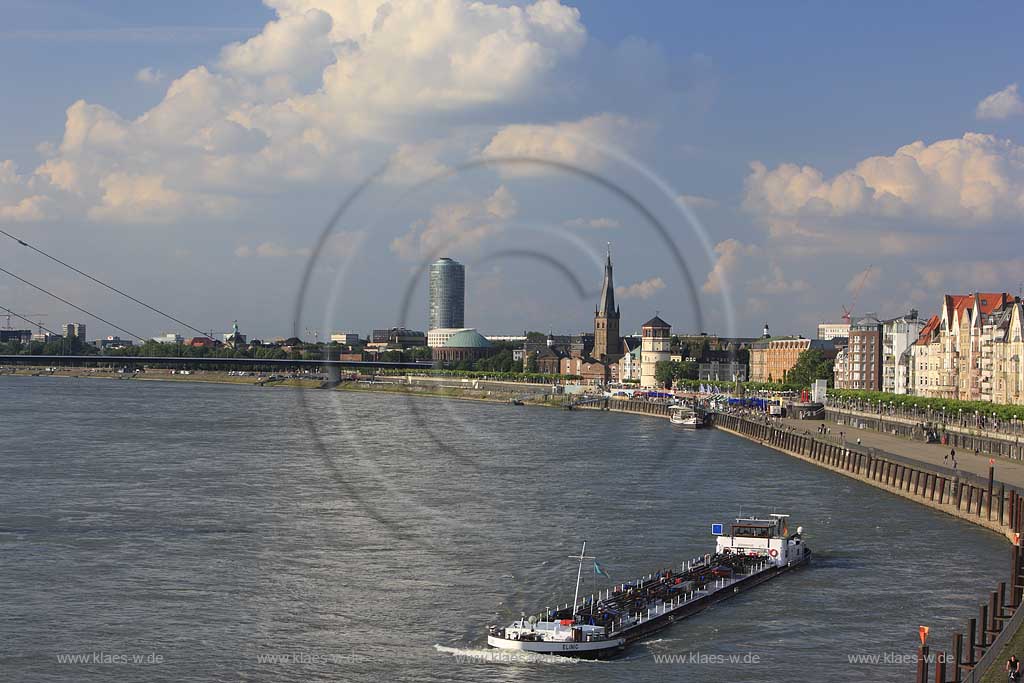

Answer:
[12,0,589,224]
[615,276,665,300]
[702,238,808,296]
[976,83,1024,120]
[390,185,517,261]
[702,239,755,295]
[482,113,636,174]
[744,133,1024,225]
[380,141,451,184]
[562,216,619,229]
[135,67,164,84]
[0,160,55,222]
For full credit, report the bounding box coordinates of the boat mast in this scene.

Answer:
[570,540,594,612]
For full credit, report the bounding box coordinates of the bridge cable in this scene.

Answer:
[0,305,64,339]
[0,228,210,339]
[0,265,147,342]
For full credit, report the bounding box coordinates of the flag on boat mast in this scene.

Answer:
[594,560,611,578]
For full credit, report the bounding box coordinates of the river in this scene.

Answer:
[0,375,1007,681]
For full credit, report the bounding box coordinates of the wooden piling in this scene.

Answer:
[916,644,929,683]
[967,618,976,667]
[988,465,995,521]
[952,631,963,683]
[935,649,946,683]
[978,604,988,651]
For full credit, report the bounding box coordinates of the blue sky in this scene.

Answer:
[1,1,1023,341]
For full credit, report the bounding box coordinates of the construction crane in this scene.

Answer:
[2,311,46,331]
[841,265,873,324]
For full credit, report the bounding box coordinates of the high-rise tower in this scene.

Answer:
[429,257,466,330]
[593,244,621,360]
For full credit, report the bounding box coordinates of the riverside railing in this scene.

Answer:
[828,397,1024,438]
[826,405,1024,461]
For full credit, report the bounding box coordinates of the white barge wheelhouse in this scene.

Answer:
[486,515,810,659]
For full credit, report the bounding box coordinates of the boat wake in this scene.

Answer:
[433,644,602,665]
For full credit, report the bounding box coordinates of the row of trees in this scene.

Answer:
[827,388,1024,421]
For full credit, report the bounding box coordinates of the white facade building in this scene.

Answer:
[882,312,925,394]
[619,345,642,382]
[427,327,472,348]
[330,332,361,345]
[639,315,671,388]
[817,322,850,341]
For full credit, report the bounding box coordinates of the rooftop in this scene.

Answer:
[443,329,493,349]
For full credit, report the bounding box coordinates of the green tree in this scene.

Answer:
[654,360,675,387]
[677,360,699,380]
[786,349,834,388]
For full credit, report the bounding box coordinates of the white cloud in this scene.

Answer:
[219,8,335,87]
[390,185,517,261]
[0,160,55,222]
[16,0,589,224]
[483,113,636,175]
[135,67,164,84]
[380,141,451,184]
[87,172,237,224]
[616,276,665,300]
[702,238,755,295]
[744,133,1024,225]
[677,194,718,209]
[976,83,1024,120]
[562,216,619,229]
[702,238,808,296]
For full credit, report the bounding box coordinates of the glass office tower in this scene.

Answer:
[428,257,465,330]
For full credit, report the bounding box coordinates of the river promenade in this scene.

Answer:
[711,410,1024,683]
[776,413,1024,492]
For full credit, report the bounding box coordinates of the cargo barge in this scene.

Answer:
[486,514,810,659]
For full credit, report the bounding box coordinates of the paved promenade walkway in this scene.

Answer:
[776,413,1024,490]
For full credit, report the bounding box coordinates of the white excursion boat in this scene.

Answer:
[486,515,810,659]
[670,404,704,428]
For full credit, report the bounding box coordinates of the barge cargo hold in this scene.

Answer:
[487,514,810,659]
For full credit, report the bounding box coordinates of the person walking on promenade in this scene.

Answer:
[1006,653,1021,681]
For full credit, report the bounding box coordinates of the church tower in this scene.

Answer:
[593,244,621,360]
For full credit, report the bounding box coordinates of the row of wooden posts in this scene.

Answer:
[713,413,1024,682]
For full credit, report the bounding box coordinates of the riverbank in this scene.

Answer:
[0,367,324,389]
[0,366,570,404]
[713,412,1023,682]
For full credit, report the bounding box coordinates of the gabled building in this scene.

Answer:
[992,302,1024,405]
[910,293,1016,400]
